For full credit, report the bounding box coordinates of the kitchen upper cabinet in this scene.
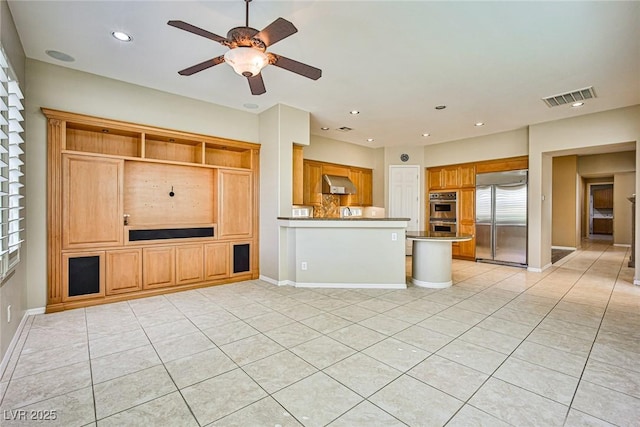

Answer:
[442,168,459,189]
[428,168,443,190]
[361,169,373,206]
[459,164,476,188]
[218,169,253,238]
[303,160,323,206]
[292,144,304,205]
[428,166,460,190]
[593,187,613,209]
[63,155,123,249]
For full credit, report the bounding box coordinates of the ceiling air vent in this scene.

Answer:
[542,86,596,108]
[337,126,352,132]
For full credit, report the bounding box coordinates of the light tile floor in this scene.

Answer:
[1,240,640,426]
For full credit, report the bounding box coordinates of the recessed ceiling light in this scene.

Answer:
[112,31,133,42]
[320,127,330,131]
[243,103,259,109]
[475,122,485,127]
[422,133,430,137]
[571,102,584,108]
[45,50,75,62]
[435,105,446,110]
[349,110,360,115]
[366,138,374,142]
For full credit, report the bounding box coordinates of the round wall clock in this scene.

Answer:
[400,153,409,162]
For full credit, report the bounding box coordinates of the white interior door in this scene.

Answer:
[389,165,421,254]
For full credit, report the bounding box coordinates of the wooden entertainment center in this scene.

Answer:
[44,109,260,312]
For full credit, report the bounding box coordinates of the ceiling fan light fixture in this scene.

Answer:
[224,47,268,77]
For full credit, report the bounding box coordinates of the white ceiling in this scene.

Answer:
[8,1,640,148]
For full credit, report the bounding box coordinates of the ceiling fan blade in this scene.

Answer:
[247,74,266,95]
[254,18,298,47]
[168,20,227,44]
[178,56,225,76]
[271,55,322,80]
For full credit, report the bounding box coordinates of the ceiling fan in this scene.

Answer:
[168,0,322,95]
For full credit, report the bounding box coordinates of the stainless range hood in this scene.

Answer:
[322,174,357,195]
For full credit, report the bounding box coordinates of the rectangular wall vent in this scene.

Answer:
[337,126,352,132]
[542,86,596,107]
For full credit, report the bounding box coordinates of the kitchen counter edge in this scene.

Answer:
[277,217,411,221]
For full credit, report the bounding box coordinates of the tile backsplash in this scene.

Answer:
[314,194,340,218]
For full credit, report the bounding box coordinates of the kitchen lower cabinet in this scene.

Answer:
[143,246,176,289]
[106,249,142,295]
[593,218,613,235]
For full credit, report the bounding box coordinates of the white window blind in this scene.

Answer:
[0,47,24,279]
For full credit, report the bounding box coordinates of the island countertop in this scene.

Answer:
[277,217,410,221]
[407,231,473,242]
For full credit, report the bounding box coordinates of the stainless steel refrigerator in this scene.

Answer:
[475,170,528,266]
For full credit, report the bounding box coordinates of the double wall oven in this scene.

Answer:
[429,191,457,236]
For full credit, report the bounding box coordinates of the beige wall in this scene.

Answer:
[0,0,26,366]
[529,105,640,272]
[579,151,636,176]
[304,134,385,207]
[25,60,260,310]
[552,156,578,248]
[423,128,529,167]
[614,172,635,245]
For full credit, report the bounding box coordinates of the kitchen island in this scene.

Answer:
[278,217,409,289]
[407,231,473,288]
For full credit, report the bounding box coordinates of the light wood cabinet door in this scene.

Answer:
[442,167,459,189]
[428,168,443,190]
[459,165,476,188]
[292,145,304,205]
[458,223,476,259]
[106,249,142,295]
[218,169,253,238]
[176,244,204,285]
[63,155,123,249]
[143,247,175,289]
[303,160,323,206]
[458,188,475,223]
[361,169,373,206]
[204,242,229,280]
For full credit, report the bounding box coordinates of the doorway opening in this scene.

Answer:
[587,182,614,240]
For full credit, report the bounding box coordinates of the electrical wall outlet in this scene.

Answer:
[301,261,308,271]
[7,305,11,323]
[391,232,398,241]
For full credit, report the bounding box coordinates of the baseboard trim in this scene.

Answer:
[613,244,631,248]
[527,263,552,273]
[258,275,295,287]
[26,307,45,315]
[295,282,407,289]
[552,246,576,251]
[634,279,640,286]
[0,308,37,379]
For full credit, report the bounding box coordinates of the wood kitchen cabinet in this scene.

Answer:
[593,187,613,209]
[360,169,373,206]
[459,164,476,188]
[292,144,304,205]
[341,167,373,207]
[457,188,476,259]
[428,166,459,190]
[303,160,323,206]
[593,218,613,235]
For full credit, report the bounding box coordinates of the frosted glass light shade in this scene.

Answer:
[224,47,268,77]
